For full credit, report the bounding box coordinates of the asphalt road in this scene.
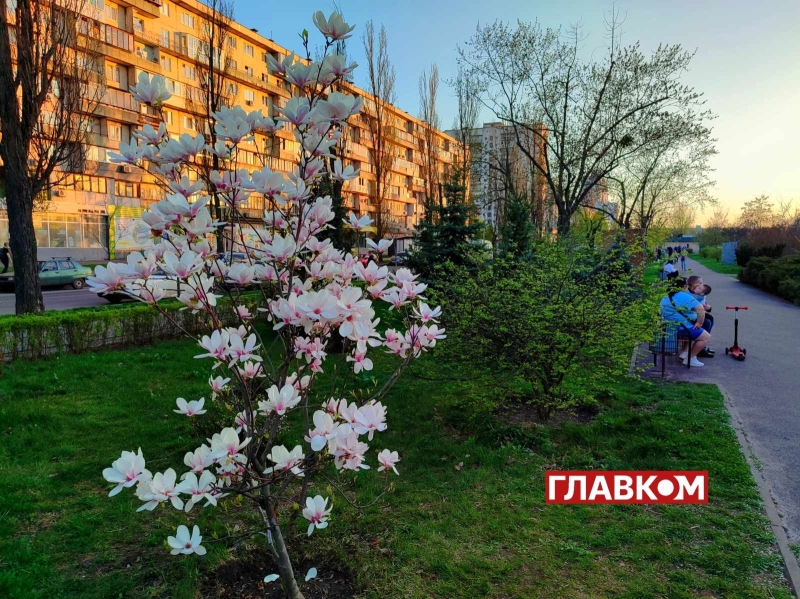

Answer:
[668,259,800,542]
[0,287,109,314]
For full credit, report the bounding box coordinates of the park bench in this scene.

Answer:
[650,321,694,377]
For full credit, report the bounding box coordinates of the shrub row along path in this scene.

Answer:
[0,288,107,314]
[671,258,800,543]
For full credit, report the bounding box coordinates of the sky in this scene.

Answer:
[235,0,800,225]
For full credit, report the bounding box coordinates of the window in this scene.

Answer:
[133,17,144,33]
[262,95,269,107]
[106,64,122,84]
[106,2,118,21]
[108,122,122,141]
[159,1,169,16]
[405,148,413,161]
[244,43,254,57]
[41,261,58,272]
[244,89,254,105]
[61,174,108,193]
[115,180,140,198]
[227,36,237,49]
[183,65,196,80]
[183,116,196,130]
[160,29,170,47]
[181,12,194,27]
[163,110,173,125]
[228,59,237,70]
[57,261,74,271]
[226,82,238,96]
[160,56,172,71]
[244,65,254,76]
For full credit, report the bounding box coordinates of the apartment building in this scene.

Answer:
[448,122,550,233]
[0,0,459,261]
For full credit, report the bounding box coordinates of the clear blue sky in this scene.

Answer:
[235,0,800,224]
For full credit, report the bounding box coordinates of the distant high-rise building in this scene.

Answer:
[446,121,550,233]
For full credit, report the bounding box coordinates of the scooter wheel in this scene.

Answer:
[742,348,747,355]
[725,347,729,355]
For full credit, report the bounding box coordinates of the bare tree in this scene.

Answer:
[193,0,235,253]
[418,63,440,210]
[602,113,717,235]
[451,66,479,181]
[361,21,396,238]
[0,0,103,313]
[458,14,706,234]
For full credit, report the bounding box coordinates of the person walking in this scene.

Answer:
[680,248,687,271]
[0,242,11,274]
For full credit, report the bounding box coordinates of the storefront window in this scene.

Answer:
[0,212,108,250]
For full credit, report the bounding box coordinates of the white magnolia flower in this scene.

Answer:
[302,495,332,536]
[103,448,150,497]
[174,397,207,417]
[130,72,171,105]
[312,10,356,40]
[167,525,206,555]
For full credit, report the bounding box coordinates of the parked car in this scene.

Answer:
[0,258,94,290]
[389,252,409,266]
[213,252,250,266]
[100,268,180,304]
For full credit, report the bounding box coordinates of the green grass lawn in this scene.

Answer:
[691,255,741,276]
[0,337,791,598]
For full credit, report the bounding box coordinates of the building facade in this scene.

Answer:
[447,121,549,233]
[0,0,459,261]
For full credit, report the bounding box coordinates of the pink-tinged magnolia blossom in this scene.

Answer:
[103,448,150,497]
[377,449,400,475]
[87,262,135,294]
[195,330,230,363]
[228,333,261,364]
[264,445,305,477]
[344,211,373,231]
[302,495,332,536]
[332,431,370,471]
[280,97,315,128]
[317,92,362,124]
[209,375,231,394]
[167,525,206,555]
[136,468,184,511]
[312,10,356,40]
[214,106,253,143]
[174,397,207,417]
[175,471,217,512]
[259,384,301,416]
[130,72,171,106]
[412,303,442,323]
[353,402,387,440]
[266,51,296,77]
[365,238,393,254]
[162,250,203,278]
[305,410,337,451]
[183,445,213,476]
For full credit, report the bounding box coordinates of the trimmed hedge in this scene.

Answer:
[739,255,800,305]
[735,243,785,267]
[0,301,242,362]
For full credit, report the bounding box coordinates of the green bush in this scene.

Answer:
[434,242,654,419]
[739,255,800,304]
[699,246,722,261]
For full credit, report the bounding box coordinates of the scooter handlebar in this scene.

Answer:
[725,306,749,310]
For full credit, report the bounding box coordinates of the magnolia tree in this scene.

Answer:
[94,12,444,599]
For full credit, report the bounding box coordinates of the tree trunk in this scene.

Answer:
[266,504,304,599]
[6,167,45,315]
[556,209,572,236]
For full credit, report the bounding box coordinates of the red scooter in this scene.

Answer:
[724,306,748,361]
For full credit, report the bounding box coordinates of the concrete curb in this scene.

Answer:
[722,386,800,597]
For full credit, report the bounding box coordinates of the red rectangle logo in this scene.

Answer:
[545,471,708,504]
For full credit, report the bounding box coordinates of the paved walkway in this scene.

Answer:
[654,258,800,542]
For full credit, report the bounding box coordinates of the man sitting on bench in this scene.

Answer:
[659,277,711,368]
